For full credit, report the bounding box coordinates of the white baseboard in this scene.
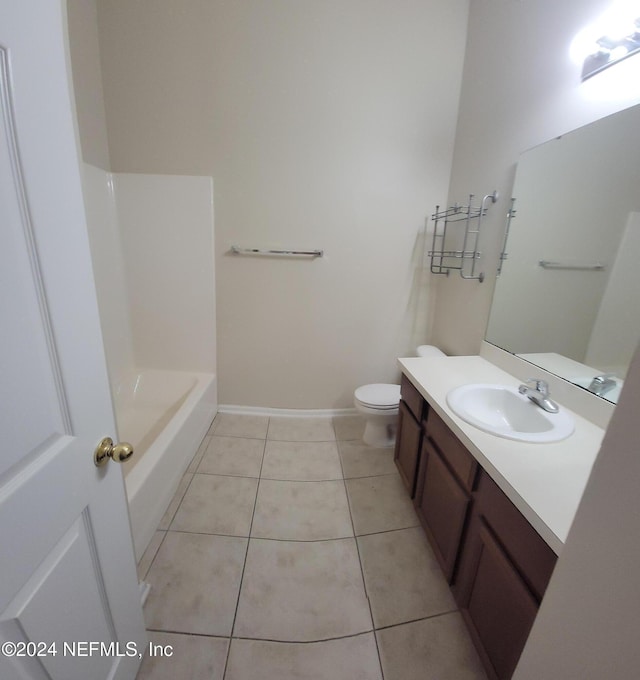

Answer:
[218,404,359,418]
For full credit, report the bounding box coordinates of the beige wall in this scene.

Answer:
[432,0,640,356]
[67,0,111,170]
[96,0,469,408]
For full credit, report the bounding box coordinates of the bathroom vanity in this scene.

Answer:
[394,355,605,680]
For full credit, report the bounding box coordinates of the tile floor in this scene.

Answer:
[135,413,488,680]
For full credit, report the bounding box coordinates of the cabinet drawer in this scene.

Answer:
[426,410,478,491]
[394,400,423,497]
[476,472,557,601]
[400,374,425,422]
[415,440,471,582]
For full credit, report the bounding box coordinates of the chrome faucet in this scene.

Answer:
[588,373,617,397]
[518,378,559,413]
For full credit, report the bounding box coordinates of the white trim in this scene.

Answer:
[139,581,151,606]
[218,404,359,418]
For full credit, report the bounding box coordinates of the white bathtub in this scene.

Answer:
[114,369,217,559]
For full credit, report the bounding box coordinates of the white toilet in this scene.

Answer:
[354,345,446,448]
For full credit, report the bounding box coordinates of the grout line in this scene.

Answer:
[342,471,399,481]
[162,472,197,532]
[146,628,231,640]
[163,528,251,540]
[355,522,421,538]
[338,447,385,680]
[193,470,262,480]
[249,476,345,483]
[374,609,460,633]
[222,424,268,679]
[230,629,376,645]
[246,534,355,544]
[373,629,384,679]
[191,433,212,472]
[344,470,400,478]
[355,524,423,540]
[138,530,167,583]
[195,470,354,483]
[205,413,218,437]
[146,611,461,644]
[163,528,358,543]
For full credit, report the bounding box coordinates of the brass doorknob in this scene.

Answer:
[94,437,134,467]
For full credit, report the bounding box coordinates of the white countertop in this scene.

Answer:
[398,355,606,555]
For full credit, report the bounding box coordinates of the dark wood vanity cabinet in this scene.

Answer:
[454,471,557,680]
[394,375,427,497]
[395,375,558,680]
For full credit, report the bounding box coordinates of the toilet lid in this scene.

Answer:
[355,383,401,408]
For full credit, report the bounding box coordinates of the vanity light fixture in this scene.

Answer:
[582,19,640,79]
[573,3,640,80]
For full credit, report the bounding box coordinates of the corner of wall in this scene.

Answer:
[66,0,112,170]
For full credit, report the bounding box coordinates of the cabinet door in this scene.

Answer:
[394,400,423,497]
[416,440,470,581]
[473,471,557,601]
[465,522,539,680]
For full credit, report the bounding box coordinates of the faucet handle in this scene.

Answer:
[526,378,549,395]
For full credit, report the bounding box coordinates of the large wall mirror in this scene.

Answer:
[486,104,640,404]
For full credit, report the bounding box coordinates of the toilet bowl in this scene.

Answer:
[354,383,402,447]
[354,345,446,448]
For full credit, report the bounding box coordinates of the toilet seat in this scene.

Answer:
[352,347,444,448]
[354,384,401,410]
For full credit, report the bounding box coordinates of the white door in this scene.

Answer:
[0,3,146,679]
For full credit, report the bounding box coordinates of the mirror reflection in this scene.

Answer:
[486,104,640,404]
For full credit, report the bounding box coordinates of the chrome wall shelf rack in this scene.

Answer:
[428,190,498,283]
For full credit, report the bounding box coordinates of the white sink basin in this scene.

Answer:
[447,384,575,443]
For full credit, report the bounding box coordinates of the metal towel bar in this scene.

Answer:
[231,246,323,258]
[538,260,605,271]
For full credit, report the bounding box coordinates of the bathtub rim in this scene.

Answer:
[125,370,217,560]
